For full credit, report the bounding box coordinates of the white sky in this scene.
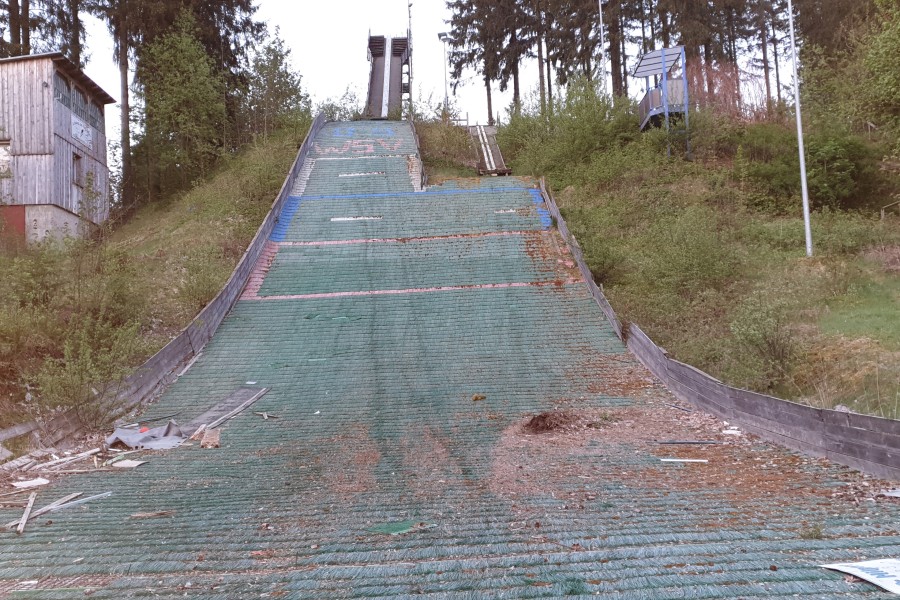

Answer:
[80,0,541,151]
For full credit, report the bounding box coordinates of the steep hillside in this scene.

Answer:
[0,126,308,427]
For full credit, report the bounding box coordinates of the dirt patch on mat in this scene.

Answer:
[322,425,381,496]
[523,231,581,282]
[400,425,464,497]
[488,402,892,508]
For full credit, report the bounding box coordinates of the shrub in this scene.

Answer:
[730,291,797,389]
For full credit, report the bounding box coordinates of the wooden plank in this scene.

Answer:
[16,492,37,534]
[823,422,900,450]
[825,436,900,468]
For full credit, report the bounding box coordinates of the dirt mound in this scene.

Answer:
[523,411,577,433]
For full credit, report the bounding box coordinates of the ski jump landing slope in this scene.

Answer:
[1,120,898,599]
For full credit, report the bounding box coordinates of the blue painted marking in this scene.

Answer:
[330,125,357,139]
[367,125,397,138]
[270,197,302,241]
[291,187,534,201]
[529,189,553,229]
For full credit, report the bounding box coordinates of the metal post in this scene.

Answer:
[408,2,413,118]
[597,0,607,93]
[787,0,814,257]
[437,32,450,113]
[681,47,690,155]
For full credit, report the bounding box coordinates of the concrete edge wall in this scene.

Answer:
[0,113,328,449]
[539,177,900,481]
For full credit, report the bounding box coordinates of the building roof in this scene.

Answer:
[0,52,116,104]
[633,45,685,78]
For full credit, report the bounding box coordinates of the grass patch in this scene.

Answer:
[416,120,477,182]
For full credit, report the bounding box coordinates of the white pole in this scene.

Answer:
[597,0,607,93]
[787,0,813,257]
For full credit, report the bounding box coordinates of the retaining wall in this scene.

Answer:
[540,178,900,481]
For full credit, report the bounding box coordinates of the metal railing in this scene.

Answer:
[638,79,687,127]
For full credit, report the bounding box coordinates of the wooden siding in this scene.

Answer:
[0,59,54,154]
[53,135,109,223]
[0,56,109,224]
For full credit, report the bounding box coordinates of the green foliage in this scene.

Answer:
[243,30,311,140]
[35,316,142,426]
[498,79,639,187]
[730,291,797,389]
[864,0,900,153]
[317,88,363,122]
[137,11,227,197]
[642,205,737,297]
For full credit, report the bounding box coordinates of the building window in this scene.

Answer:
[72,153,83,187]
[72,88,90,123]
[0,141,10,176]
[53,72,71,108]
[89,102,103,131]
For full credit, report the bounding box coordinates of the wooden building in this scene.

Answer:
[0,52,115,246]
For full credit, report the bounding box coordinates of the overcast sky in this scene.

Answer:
[81,0,544,150]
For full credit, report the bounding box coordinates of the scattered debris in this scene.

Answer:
[112,460,146,469]
[822,559,900,593]
[472,394,487,402]
[880,488,900,498]
[660,458,709,463]
[130,510,175,519]
[664,402,693,412]
[656,441,722,445]
[12,478,49,489]
[188,424,208,442]
[254,412,279,420]
[4,493,82,529]
[200,429,221,449]
[250,549,276,558]
[16,492,36,535]
[370,520,437,535]
[106,421,185,450]
[722,427,742,436]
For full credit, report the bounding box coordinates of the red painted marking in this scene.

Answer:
[249,279,581,301]
[241,240,280,300]
[278,231,538,247]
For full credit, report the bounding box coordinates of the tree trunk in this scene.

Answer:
[609,1,623,96]
[512,59,521,113]
[537,33,546,116]
[117,16,133,207]
[485,73,494,126]
[703,42,714,106]
[9,0,21,54]
[771,16,782,104]
[68,0,83,66]
[546,56,553,115]
[20,0,30,54]
[759,2,772,115]
[620,9,628,96]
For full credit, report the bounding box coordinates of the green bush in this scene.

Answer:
[730,290,797,389]
[640,205,737,297]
